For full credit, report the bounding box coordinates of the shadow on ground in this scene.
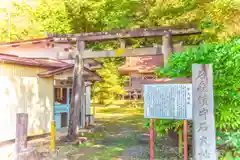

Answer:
[30,106,184,160]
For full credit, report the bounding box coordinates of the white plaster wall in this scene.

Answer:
[0,63,54,141]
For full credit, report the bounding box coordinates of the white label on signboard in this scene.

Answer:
[144,84,192,120]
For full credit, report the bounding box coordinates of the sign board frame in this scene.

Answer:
[144,83,192,120]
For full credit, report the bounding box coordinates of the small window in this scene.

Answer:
[69,89,72,103]
[61,112,68,127]
[131,77,141,81]
[54,88,67,104]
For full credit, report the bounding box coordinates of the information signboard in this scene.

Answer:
[144,84,192,120]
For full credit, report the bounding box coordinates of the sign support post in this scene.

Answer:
[150,119,155,160]
[184,120,188,160]
[178,124,183,154]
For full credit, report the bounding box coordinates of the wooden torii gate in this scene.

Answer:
[50,25,201,140]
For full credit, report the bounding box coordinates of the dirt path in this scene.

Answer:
[91,117,182,160]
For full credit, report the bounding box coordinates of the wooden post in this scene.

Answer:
[78,41,86,129]
[178,125,183,154]
[184,120,188,160]
[162,31,173,67]
[50,120,56,152]
[67,40,85,139]
[15,113,28,158]
[150,119,154,160]
[85,84,91,116]
[192,64,217,160]
[81,84,86,128]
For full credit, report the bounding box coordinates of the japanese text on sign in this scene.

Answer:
[144,84,192,120]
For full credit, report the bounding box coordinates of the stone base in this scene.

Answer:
[18,147,40,160]
[75,137,88,144]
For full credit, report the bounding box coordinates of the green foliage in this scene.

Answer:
[34,0,72,34]
[217,131,240,159]
[144,119,184,136]
[0,1,44,41]
[153,39,240,133]
[146,0,240,42]
[92,58,127,105]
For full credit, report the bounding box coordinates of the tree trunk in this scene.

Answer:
[67,41,85,140]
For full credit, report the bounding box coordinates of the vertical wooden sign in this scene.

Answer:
[15,113,28,159]
[192,64,217,160]
[85,85,91,115]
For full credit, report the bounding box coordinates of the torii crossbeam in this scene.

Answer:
[55,25,201,142]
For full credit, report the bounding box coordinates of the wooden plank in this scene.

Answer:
[162,32,173,67]
[192,64,217,160]
[53,68,99,80]
[15,113,28,159]
[82,44,183,59]
[49,26,201,42]
[61,59,103,66]
[54,75,102,88]
[67,41,85,139]
[85,85,91,115]
[81,85,86,128]
[60,59,103,70]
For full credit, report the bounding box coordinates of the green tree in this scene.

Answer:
[144,0,240,42]
[92,58,127,105]
[34,0,72,34]
[0,1,43,41]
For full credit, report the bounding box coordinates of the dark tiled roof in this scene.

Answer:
[0,53,103,81]
[0,53,68,68]
[0,38,52,46]
[118,55,164,73]
[37,65,73,77]
[118,44,185,74]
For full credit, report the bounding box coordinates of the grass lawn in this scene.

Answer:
[34,101,180,160]
[87,104,146,160]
